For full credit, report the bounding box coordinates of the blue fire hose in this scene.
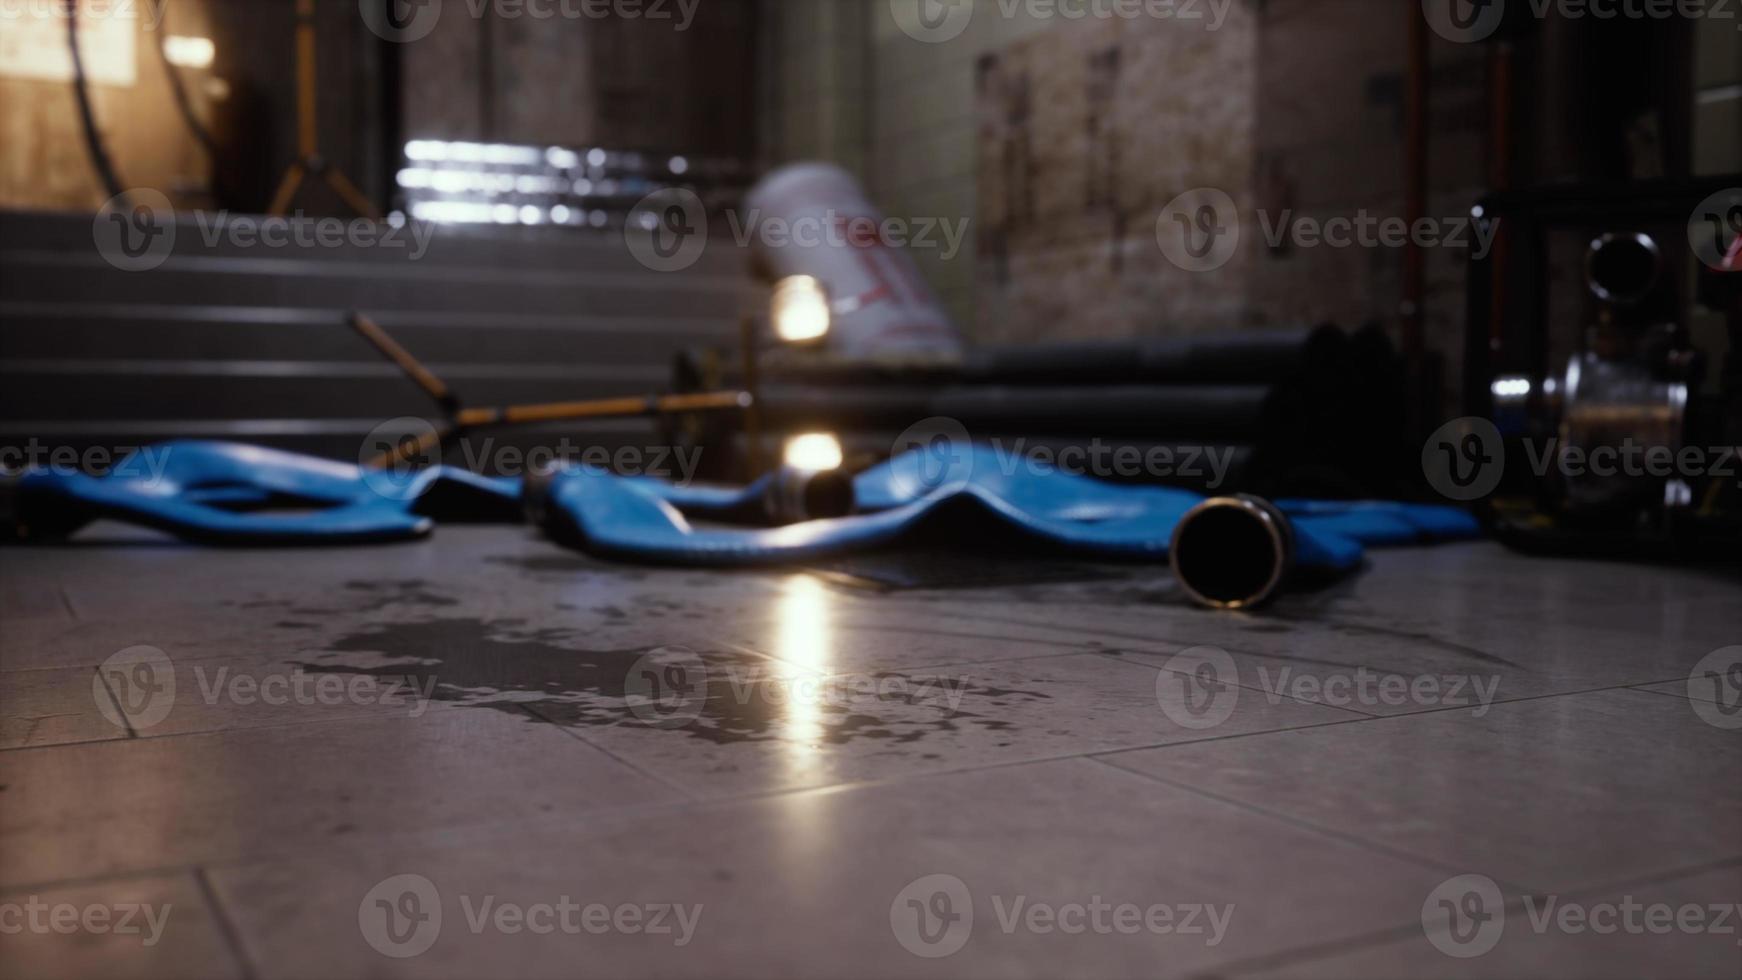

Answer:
[1,441,518,546]
[3,441,1478,607]
[539,445,1479,606]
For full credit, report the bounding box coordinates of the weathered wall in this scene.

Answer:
[762,0,1484,357]
[971,7,1259,345]
[761,0,1733,421]
[757,0,870,173]
[1246,0,1487,391]
[870,1,1061,336]
[403,0,756,157]
[0,0,216,210]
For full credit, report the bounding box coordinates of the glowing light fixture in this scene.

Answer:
[163,36,215,70]
[784,433,844,473]
[771,275,832,344]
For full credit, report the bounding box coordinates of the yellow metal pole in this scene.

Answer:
[296,0,318,160]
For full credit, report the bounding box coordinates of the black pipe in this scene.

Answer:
[760,467,855,524]
[963,324,1348,386]
[753,384,1295,442]
[687,325,1350,391]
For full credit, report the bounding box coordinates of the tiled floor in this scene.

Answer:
[1,525,1737,979]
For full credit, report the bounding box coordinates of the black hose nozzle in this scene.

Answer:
[761,467,855,525]
[1169,495,1295,610]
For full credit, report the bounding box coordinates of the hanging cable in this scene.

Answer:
[152,5,229,203]
[67,0,127,204]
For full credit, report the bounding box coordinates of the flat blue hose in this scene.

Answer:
[545,446,1480,570]
[7,441,518,545]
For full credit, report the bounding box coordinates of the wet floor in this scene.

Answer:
[1,524,1738,979]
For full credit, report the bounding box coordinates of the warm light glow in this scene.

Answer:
[784,433,843,473]
[771,275,831,343]
[775,575,833,771]
[162,35,215,69]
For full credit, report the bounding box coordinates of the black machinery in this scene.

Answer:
[1470,181,1742,558]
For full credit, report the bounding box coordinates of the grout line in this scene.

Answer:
[1084,755,1542,893]
[1196,854,1742,979]
[0,702,445,754]
[193,866,259,980]
[91,665,138,739]
[1084,648,1381,719]
[1186,919,1436,980]
[925,601,1533,673]
[1090,713,1395,757]
[695,748,1139,808]
[1340,679,1709,721]
[58,585,82,621]
[513,703,700,803]
[1621,684,1715,707]
[0,795,705,898]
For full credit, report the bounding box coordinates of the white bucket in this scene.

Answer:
[744,163,963,360]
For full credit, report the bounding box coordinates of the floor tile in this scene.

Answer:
[1,666,129,749]
[1102,689,1742,894]
[0,708,684,889]
[208,757,1455,980]
[0,871,243,980]
[423,646,1353,801]
[1231,862,1742,980]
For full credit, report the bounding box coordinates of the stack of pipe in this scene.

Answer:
[673,323,1410,497]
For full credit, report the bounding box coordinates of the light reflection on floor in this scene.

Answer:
[775,575,834,770]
